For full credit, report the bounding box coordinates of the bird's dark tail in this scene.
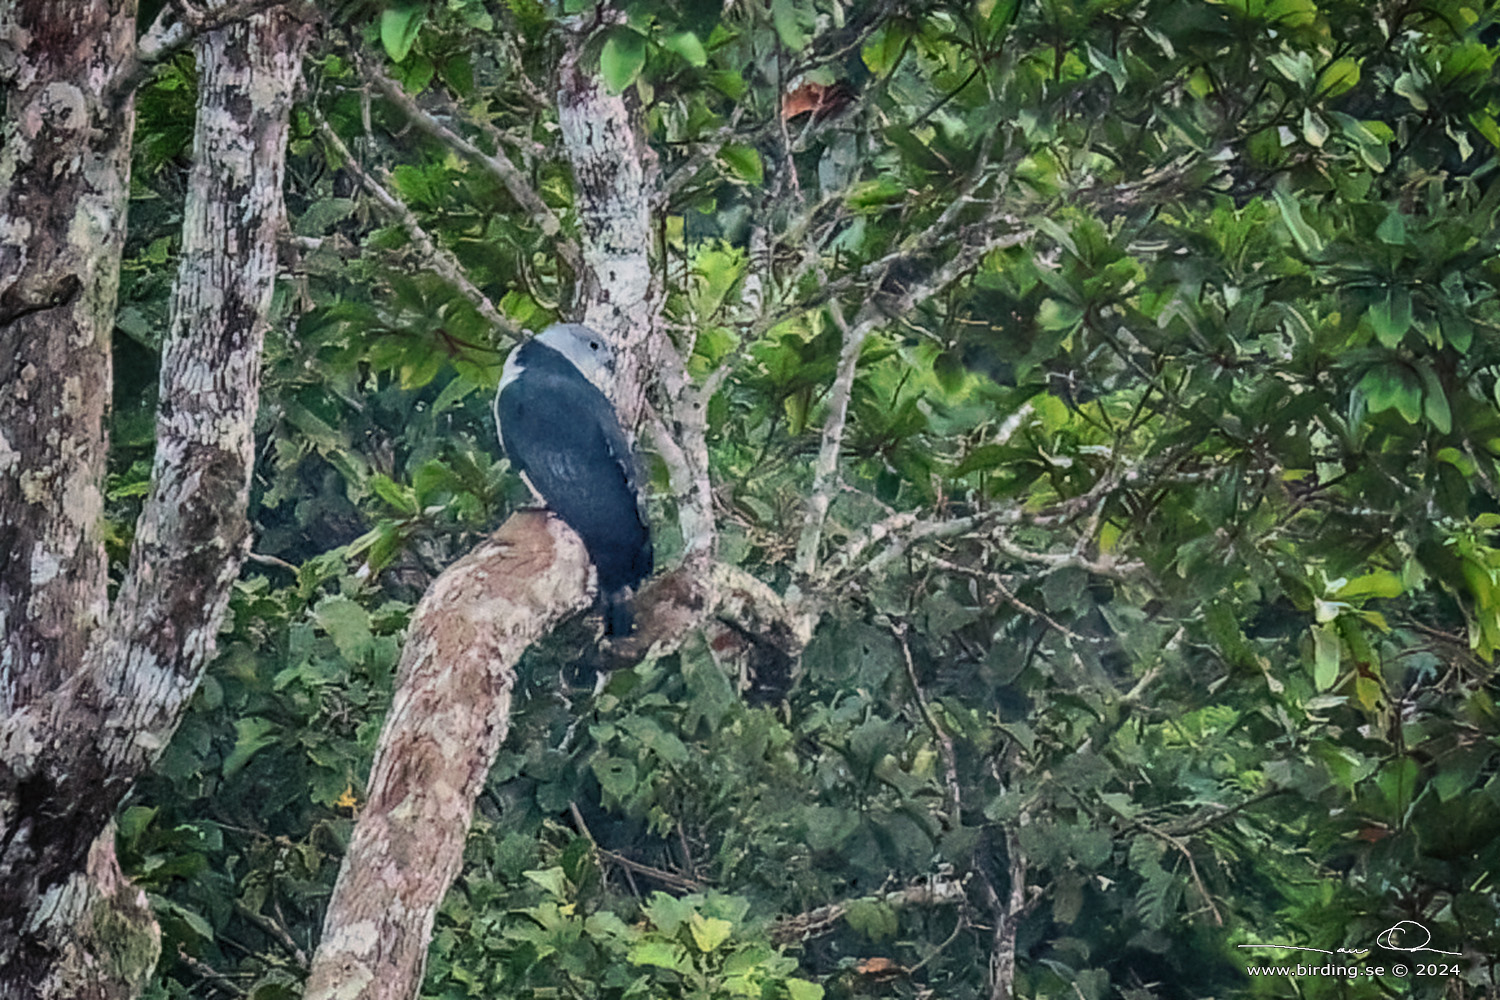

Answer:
[603,591,634,637]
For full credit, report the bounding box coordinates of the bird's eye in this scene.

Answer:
[590,341,600,350]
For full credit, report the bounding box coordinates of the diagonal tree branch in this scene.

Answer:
[304,515,592,1000]
[358,54,585,280]
[311,108,518,339]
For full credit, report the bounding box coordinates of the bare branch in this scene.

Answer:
[310,108,518,338]
[770,872,966,945]
[304,515,592,1000]
[358,55,584,280]
[794,296,869,575]
[894,623,962,820]
[138,0,296,62]
[1165,785,1290,838]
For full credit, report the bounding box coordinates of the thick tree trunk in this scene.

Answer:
[555,35,717,569]
[304,514,591,1000]
[0,0,135,714]
[0,4,140,994]
[0,6,307,995]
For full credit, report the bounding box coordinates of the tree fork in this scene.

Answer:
[0,5,308,993]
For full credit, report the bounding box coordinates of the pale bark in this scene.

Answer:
[554,37,717,568]
[0,0,135,715]
[0,6,307,993]
[303,514,591,1000]
[556,41,658,380]
[0,4,140,992]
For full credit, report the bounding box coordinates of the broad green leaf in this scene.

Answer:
[1470,110,1500,150]
[642,892,693,936]
[523,867,568,898]
[688,912,733,952]
[1335,572,1403,600]
[222,717,278,778]
[1417,363,1451,433]
[1375,210,1407,245]
[1317,56,1359,96]
[380,5,425,63]
[844,899,899,939]
[1376,757,1420,816]
[786,980,825,1000]
[1367,287,1412,347]
[1301,107,1328,147]
[1038,297,1083,331]
[600,28,647,94]
[719,144,763,185]
[1271,183,1322,255]
[1267,49,1314,88]
[1358,365,1422,424]
[313,595,374,662]
[591,756,637,799]
[662,31,708,67]
[1394,70,1428,110]
[1311,624,1340,690]
[627,940,690,972]
[771,0,811,50]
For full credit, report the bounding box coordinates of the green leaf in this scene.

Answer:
[662,31,708,67]
[1442,308,1475,352]
[600,28,647,94]
[591,756,638,799]
[1376,757,1420,816]
[1271,183,1322,255]
[863,23,909,75]
[771,0,810,50]
[628,940,691,972]
[313,596,374,663]
[786,980,825,1000]
[1375,210,1407,245]
[1417,363,1451,434]
[1301,107,1328,147]
[1311,624,1340,691]
[844,899,899,939]
[1317,56,1359,97]
[933,351,967,393]
[369,472,418,514]
[1267,49,1314,88]
[522,867,568,898]
[1367,287,1412,347]
[1335,572,1403,600]
[223,717,278,778]
[688,912,733,952]
[719,144,763,185]
[1038,297,1083,331]
[380,5,425,64]
[1357,365,1422,423]
[642,891,693,936]
[1394,70,1428,110]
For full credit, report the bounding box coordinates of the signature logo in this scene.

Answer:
[1238,919,1461,957]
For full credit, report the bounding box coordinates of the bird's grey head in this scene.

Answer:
[538,323,616,390]
[499,322,617,396]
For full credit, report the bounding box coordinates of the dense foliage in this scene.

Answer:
[113,1,1500,998]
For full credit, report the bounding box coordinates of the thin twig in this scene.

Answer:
[310,107,517,338]
[1165,785,1289,838]
[246,551,299,573]
[358,55,583,279]
[894,623,962,820]
[234,900,309,969]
